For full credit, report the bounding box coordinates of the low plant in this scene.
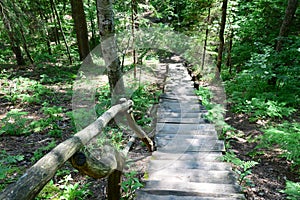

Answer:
[258,122,300,167]
[36,174,91,200]
[1,77,51,104]
[121,171,143,200]
[0,109,31,136]
[222,151,258,185]
[30,104,64,137]
[280,180,300,200]
[0,150,24,191]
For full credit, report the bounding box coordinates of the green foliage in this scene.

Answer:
[259,122,300,166]
[232,97,296,121]
[280,180,300,200]
[195,86,228,133]
[95,84,111,117]
[195,86,212,109]
[0,77,51,105]
[29,104,64,137]
[222,151,258,185]
[121,171,143,200]
[0,109,31,136]
[36,175,91,200]
[0,150,24,191]
[131,84,161,127]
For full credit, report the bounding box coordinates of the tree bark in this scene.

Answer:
[97,0,125,98]
[70,0,90,61]
[202,7,210,70]
[131,0,138,78]
[276,0,298,52]
[216,0,228,78]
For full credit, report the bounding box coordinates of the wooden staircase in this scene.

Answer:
[136,64,245,200]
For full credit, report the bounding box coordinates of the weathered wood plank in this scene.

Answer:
[151,151,223,161]
[148,160,232,171]
[155,136,225,153]
[156,124,216,135]
[146,169,237,184]
[136,190,246,200]
[141,181,242,195]
[157,117,206,124]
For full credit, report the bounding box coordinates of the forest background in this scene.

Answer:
[0,0,299,199]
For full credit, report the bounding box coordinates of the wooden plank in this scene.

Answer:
[156,124,216,134]
[148,160,232,171]
[141,181,242,195]
[157,117,206,124]
[147,169,237,184]
[136,190,246,200]
[155,136,225,153]
[157,112,204,118]
[151,151,223,161]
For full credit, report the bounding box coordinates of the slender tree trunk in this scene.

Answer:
[70,0,90,61]
[216,0,228,79]
[50,0,72,64]
[97,0,125,98]
[131,0,138,78]
[19,27,34,64]
[276,0,298,52]
[50,1,60,44]
[0,2,25,65]
[202,7,210,71]
[88,0,97,48]
[227,29,233,74]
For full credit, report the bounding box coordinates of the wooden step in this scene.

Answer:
[157,112,203,118]
[141,181,242,196]
[151,151,223,161]
[136,190,246,200]
[156,124,216,134]
[157,117,206,124]
[155,137,225,153]
[148,160,232,172]
[147,169,238,184]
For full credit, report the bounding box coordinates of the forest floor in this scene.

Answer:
[225,110,300,200]
[1,61,299,199]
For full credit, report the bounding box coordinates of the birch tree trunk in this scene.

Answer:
[96,0,124,97]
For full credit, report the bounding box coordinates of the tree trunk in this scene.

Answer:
[227,29,233,74]
[19,27,34,64]
[88,0,97,49]
[49,1,60,44]
[50,0,72,64]
[216,0,228,79]
[131,0,138,78]
[0,2,26,65]
[202,7,210,71]
[276,0,298,52]
[97,0,125,98]
[70,0,90,61]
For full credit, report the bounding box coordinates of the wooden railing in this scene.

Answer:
[0,98,154,200]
